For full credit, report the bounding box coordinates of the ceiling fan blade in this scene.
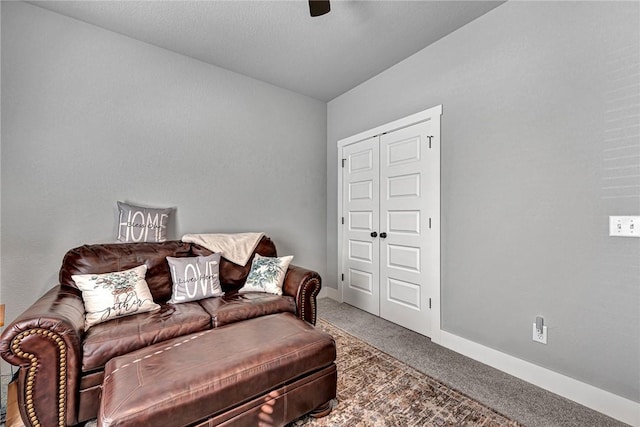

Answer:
[309,0,330,17]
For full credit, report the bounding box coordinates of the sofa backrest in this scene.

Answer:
[59,236,278,301]
[59,241,192,302]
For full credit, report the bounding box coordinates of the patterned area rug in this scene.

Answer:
[291,319,523,427]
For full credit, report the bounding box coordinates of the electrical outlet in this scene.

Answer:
[532,323,547,344]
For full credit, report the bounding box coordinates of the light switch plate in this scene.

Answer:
[609,216,640,237]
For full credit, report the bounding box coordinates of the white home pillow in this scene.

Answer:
[72,265,161,330]
[239,254,293,295]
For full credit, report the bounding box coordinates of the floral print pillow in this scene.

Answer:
[240,254,293,295]
[72,264,161,330]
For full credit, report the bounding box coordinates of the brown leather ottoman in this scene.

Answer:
[98,313,337,427]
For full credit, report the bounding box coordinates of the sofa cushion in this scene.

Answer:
[190,236,277,292]
[82,302,211,371]
[198,291,296,328]
[60,241,192,303]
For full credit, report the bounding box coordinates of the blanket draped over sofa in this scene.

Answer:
[0,236,322,427]
[181,232,265,266]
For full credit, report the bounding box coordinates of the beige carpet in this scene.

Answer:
[291,319,523,427]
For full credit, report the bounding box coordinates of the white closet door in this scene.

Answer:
[379,120,435,336]
[342,137,380,315]
[338,105,442,339]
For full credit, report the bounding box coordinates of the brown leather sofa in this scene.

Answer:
[0,236,322,427]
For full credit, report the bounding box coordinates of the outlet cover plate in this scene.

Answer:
[532,323,548,344]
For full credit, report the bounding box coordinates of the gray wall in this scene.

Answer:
[327,2,639,402]
[1,2,327,325]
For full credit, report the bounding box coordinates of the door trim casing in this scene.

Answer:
[337,105,442,343]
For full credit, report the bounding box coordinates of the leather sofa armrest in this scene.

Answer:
[282,265,321,325]
[0,285,85,427]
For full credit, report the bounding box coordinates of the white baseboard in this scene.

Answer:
[318,286,340,301]
[440,331,640,427]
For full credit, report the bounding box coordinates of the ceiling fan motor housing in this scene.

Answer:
[309,0,330,17]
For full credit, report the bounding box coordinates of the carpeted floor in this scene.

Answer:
[292,319,521,426]
[316,298,630,427]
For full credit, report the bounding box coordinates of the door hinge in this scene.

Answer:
[341,217,344,225]
[429,218,432,229]
[429,298,432,309]
[341,158,346,168]
[341,274,344,281]
[426,135,434,148]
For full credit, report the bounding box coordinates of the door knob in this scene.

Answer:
[380,232,387,239]
[370,231,378,238]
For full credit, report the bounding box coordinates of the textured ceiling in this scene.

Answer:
[29,1,504,101]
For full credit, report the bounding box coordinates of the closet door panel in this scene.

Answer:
[342,137,380,315]
[379,120,433,336]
